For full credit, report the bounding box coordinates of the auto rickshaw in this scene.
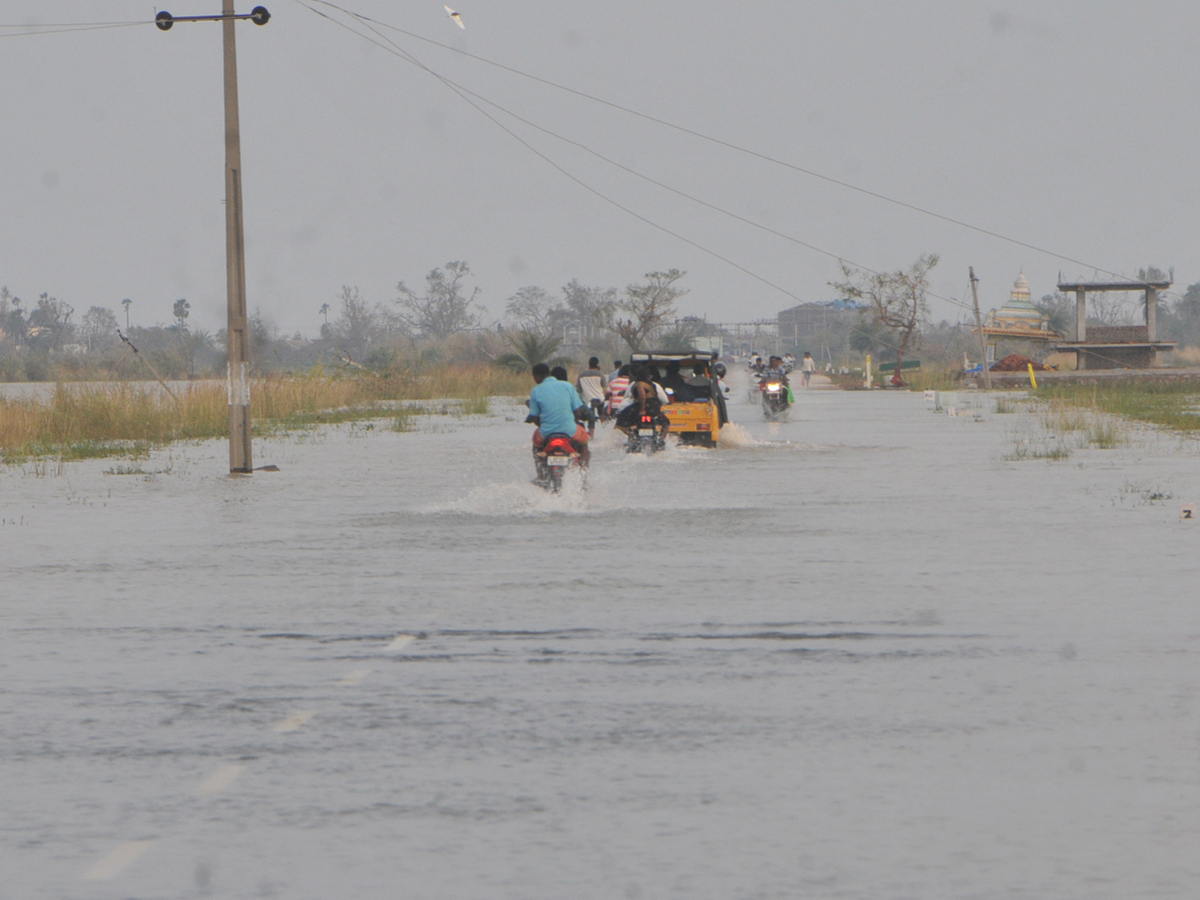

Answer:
[630,351,728,447]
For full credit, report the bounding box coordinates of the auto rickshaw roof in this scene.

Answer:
[630,350,718,367]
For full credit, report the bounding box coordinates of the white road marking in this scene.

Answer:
[272,710,317,733]
[385,634,415,652]
[195,763,246,795]
[81,840,154,880]
[337,668,372,685]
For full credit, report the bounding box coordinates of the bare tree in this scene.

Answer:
[504,286,562,337]
[396,261,483,339]
[27,293,75,352]
[80,306,119,352]
[1090,292,1135,326]
[614,269,687,351]
[328,285,382,361]
[832,254,937,385]
[562,280,618,338]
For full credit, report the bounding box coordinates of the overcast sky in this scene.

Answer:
[2,1,1198,335]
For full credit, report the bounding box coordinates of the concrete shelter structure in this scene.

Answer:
[1054,278,1176,369]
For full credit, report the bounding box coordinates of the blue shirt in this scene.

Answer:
[529,377,583,436]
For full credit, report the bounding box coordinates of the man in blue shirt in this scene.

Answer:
[528,362,590,464]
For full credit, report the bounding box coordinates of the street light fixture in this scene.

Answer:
[157,3,269,474]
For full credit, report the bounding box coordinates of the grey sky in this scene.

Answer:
[2,1,1197,336]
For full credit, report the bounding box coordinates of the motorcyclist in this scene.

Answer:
[762,355,791,386]
[527,362,590,465]
[575,357,609,433]
[713,361,731,400]
[614,364,665,436]
[606,365,631,416]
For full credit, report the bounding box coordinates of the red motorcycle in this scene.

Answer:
[535,433,584,493]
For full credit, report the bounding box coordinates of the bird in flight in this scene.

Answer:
[444,5,465,29]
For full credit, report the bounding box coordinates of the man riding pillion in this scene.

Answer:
[614,364,666,436]
[527,363,590,465]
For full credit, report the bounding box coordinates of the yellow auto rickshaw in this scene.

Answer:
[630,351,728,447]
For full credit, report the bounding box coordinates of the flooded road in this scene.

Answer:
[3,382,1199,898]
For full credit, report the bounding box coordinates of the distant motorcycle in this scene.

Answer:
[626,411,668,455]
[760,379,790,420]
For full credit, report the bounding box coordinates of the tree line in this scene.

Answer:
[0,262,694,381]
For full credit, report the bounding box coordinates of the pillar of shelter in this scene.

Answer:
[1146,287,1157,341]
[1075,288,1087,369]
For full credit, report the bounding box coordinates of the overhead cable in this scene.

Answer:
[306,0,1127,283]
[292,0,979,315]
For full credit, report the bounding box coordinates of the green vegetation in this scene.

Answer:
[1036,379,1200,433]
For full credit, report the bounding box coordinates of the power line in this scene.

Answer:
[292,0,809,305]
[293,0,980,318]
[0,22,145,38]
[306,0,1128,283]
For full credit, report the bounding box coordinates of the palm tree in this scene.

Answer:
[319,302,330,324]
[496,330,571,371]
[121,298,132,330]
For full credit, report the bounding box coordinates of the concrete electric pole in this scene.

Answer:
[157,4,270,473]
[969,267,992,390]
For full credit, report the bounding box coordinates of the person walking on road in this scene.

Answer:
[800,351,816,387]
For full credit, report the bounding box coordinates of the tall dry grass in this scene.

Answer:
[0,365,530,462]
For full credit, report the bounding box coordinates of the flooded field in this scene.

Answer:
[3,379,1199,898]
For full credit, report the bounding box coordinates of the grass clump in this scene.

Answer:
[1039,401,1090,433]
[1085,419,1124,449]
[1006,440,1072,462]
[900,366,961,392]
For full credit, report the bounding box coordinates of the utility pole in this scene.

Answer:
[157,4,269,473]
[969,267,992,390]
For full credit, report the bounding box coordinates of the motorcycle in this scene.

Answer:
[625,411,668,455]
[760,379,790,420]
[535,433,584,493]
[748,371,764,402]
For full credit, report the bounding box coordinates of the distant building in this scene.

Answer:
[982,274,1059,341]
[776,299,866,360]
[973,273,1061,363]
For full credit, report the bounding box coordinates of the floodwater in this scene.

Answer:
[3,374,1199,898]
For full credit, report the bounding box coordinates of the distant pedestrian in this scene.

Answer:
[800,351,816,387]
